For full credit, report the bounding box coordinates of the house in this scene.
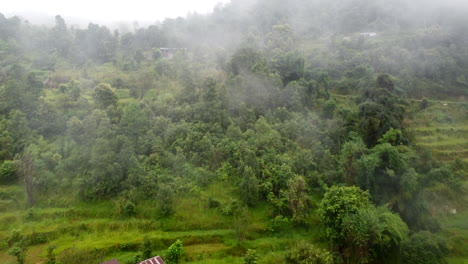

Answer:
[100,256,165,264]
[159,48,187,59]
[359,32,377,37]
[136,256,166,264]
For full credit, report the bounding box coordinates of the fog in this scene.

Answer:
[2,0,231,25]
[0,0,467,262]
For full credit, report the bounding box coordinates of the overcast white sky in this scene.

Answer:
[2,0,231,24]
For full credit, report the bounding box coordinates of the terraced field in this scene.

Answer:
[408,100,468,264]
[409,100,468,163]
[413,125,468,163]
[0,182,321,264]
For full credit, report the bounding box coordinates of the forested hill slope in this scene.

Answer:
[0,0,467,263]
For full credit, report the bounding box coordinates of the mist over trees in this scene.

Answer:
[0,0,467,263]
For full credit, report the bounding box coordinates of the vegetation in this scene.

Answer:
[0,0,467,263]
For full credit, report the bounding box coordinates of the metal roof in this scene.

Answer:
[136,256,166,264]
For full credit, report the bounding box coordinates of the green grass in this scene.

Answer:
[1,99,465,264]
[408,100,468,263]
[0,180,318,264]
[409,100,468,164]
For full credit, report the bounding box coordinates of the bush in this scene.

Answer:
[208,197,221,208]
[167,239,184,264]
[157,184,174,217]
[122,200,137,218]
[221,199,240,216]
[244,249,259,264]
[132,237,153,263]
[117,198,137,218]
[268,215,290,233]
[401,231,448,264]
[0,160,17,184]
[45,245,58,264]
[420,98,429,109]
[285,241,335,264]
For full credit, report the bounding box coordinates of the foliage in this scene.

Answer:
[244,249,259,264]
[358,75,406,147]
[318,186,371,242]
[340,206,409,263]
[285,241,335,264]
[239,166,259,207]
[286,175,309,226]
[167,239,184,264]
[7,231,27,264]
[356,141,417,205]
[8,245,27,264]
[45,245,58,264]
[233,206,250,244]
[0,160,16,184]
[133,237,153,262]
[117,198,137,218]
[401,231,449,264]
[93,83,118,109]
[157,184,175,217]
[0,1,466,263]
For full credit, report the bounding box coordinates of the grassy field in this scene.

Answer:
[0,181,323,264]
[408,100,468,264]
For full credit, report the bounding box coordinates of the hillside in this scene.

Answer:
[0,0,467,264]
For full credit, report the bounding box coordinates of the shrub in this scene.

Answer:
[8,245,27,264]
[401,231,448,264]
[420,98,429,109]
[157,184,174,217]
[116,198,137,218]
[208,197,221,208]
[0,160,17,184]
[122,200,137,218]
[45,245,58,264]
[167,239,184,264]
[244,249,259,264]
[285,241,334,264]
[268,215,290,233]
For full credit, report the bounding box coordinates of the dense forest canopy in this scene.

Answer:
[0,0,466,263]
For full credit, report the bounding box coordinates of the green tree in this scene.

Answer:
[356,142,416,205]
[318,186,370,243]
[119,103,149,150]
[286,175,309,226]
[401,231,448,264]
[340,206,409,263]
[239,166,259,207]
[167,239,184,264]
[358,75,405,147]
[157,184,175,217]
[16,151,35,206]
[93,83,118,109]
[340,133,367,185]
